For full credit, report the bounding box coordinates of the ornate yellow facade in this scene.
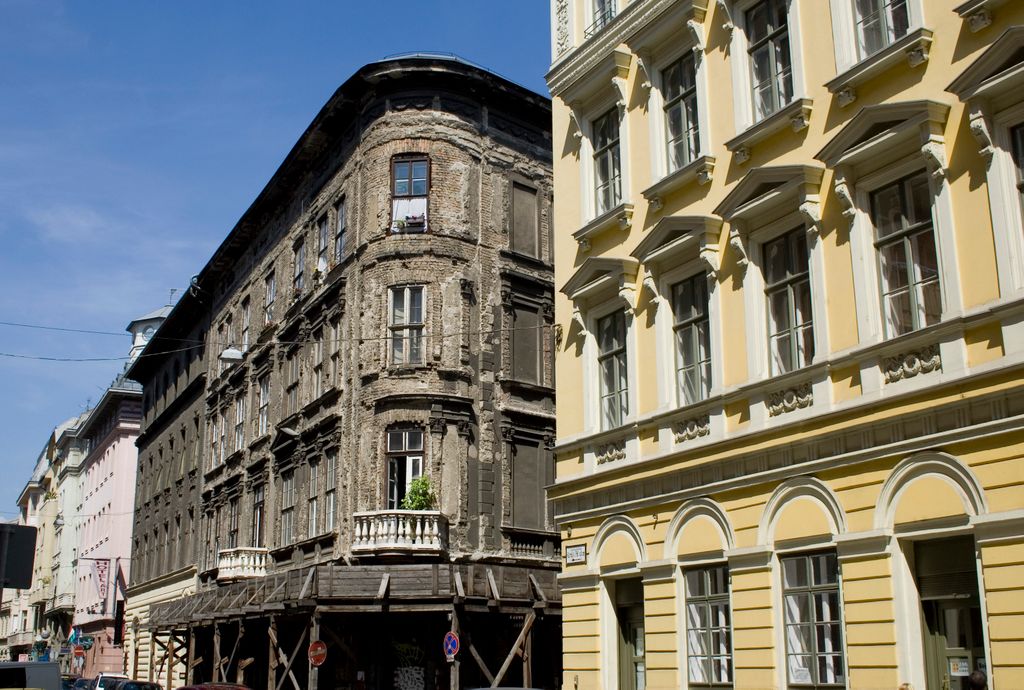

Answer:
[547,1,1024,688]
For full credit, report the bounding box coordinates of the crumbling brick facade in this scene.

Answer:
[134,57,558,690]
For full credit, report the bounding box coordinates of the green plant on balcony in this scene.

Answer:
[400,476,436,511]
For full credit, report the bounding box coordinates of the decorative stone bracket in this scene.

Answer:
[673,414,711,443]
[882,344,941,384]
[595,439,627,464]
[767,382,813,417]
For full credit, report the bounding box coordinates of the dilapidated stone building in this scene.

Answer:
[131,55,559,690]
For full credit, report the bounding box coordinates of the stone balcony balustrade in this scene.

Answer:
[216,546,268,582]
[351,510,448,556]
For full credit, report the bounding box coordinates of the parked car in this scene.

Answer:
[93,673,127,690]
[173,684,251,690]
[0,661,62,690]
[72,678,91,690]
[105,681,161,690]
[60,675,80,690]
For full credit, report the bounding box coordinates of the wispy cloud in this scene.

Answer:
[24,204,112,244]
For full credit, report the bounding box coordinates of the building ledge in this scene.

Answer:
[725,98,813,163]
[826,28,934,106]
[641,155,715,211]
[572,202,634,251]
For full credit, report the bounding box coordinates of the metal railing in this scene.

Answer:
[352,510,448,555]
[584,5,616,38]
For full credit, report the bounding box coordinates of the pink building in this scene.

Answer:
[71,311,163,676]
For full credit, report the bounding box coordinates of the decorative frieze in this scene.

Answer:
[883,344,941,384]
[595,439,627,464]
[768,383,813,417]
[673,415,710,443]
[555,0,570,56]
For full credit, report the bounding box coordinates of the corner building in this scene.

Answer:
[547,1,1024,689]
[132,56,560,690]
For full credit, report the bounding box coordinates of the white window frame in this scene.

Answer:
[646,42,712,185]
[334,198,347,262]
[657,260,722,411]
[389,285,426,366]
[324,449,337,532]
[847,157,960,348]
[307,460,319,537]
[264,271,276,326]
[829,0,924,73]
[293,241,305,294]
[578,96,631,224]
[739,211,828,383]
[727,0,807,132]
[386,428,424,509]
[280,470,295,546]
[681,563,734,688]
[316,214,329,274]
[987,102,1024,299]
[233,394,245,453]
[240,297,250,350]
[583,300,638,434]
[257,374,269,437]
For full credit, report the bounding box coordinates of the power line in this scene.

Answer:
[0,323,558,363]
[0,321,129,337]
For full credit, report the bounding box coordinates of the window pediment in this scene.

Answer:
[561,257,639,311]
[625,0,709,58]
[714,165,824,226]
[815,100,950,173]
[561,47,633,114]
[630,214,721,270]
[948,26,1024,111]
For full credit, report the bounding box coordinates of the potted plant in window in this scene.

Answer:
[400,476,436,510]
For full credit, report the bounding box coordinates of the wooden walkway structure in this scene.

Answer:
[147,563,561,690]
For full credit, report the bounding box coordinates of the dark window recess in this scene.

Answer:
[511,182,540,258]
[512,439,547,530]
[512,304,542,383]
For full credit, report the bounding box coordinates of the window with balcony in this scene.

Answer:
[386,428,423,509]
[307,460,319,538]
[325,449,337,532]
[870,171,939,337]
[334,198,347,261]
[663,52,700,174]
[593,108,622,216]
[765,228,814,374]
[264,271,276,326]
[782,552,845,688]
[389,285,425,366]
[597,311,628,430]
[745,0,793,121]
[672,273,712,405]
[585,0,615,38]
[391,156,429,233]
[685,564,733,687]
[280,471,295,546]
[227,497,239,549]
[251,484,265,548]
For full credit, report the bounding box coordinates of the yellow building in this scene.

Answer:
[546,1,1024,688]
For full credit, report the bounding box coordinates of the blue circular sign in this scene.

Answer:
[443,631,460,659]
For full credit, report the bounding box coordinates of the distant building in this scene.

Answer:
[547,1,1024,689]
[127,55,558,690]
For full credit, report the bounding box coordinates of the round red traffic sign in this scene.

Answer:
[308,640,327,667]
[72,645,85,658]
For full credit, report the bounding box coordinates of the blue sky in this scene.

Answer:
[0,0,552,519]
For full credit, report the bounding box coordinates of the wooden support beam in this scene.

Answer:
[165,635,175,690]
[491,611,536,688]
[527,573,548,603]
[453,570,466,604]
[298,567,317,600]
[237,657,254,685]
[223,621,243,681]
[468,642,496,686]
[269,618,308,690]
[308,612,320,690]
[246,582,266,607]
[375,573,390,602]
[523,620,533,689]
[449,607,460,690]
[486,569,501,606]
[213,624,222,683]
[267,617,278,690]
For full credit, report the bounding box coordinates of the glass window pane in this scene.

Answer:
[687,602,707,629]
[783,557,810,590]
[884,289,913,336]
[406,430,423,451]
[688,656,708,683]
[788,654,814,685]
[812,553,837,585]
[785,593,810,625]
[872,183,904,239]
[686,571,706,597]
[408,287,423,323]
[908,173,932,225]
[879,241,909,292]
[392,289,406,325]
[814,592,842,624]
[768,289,792,334]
